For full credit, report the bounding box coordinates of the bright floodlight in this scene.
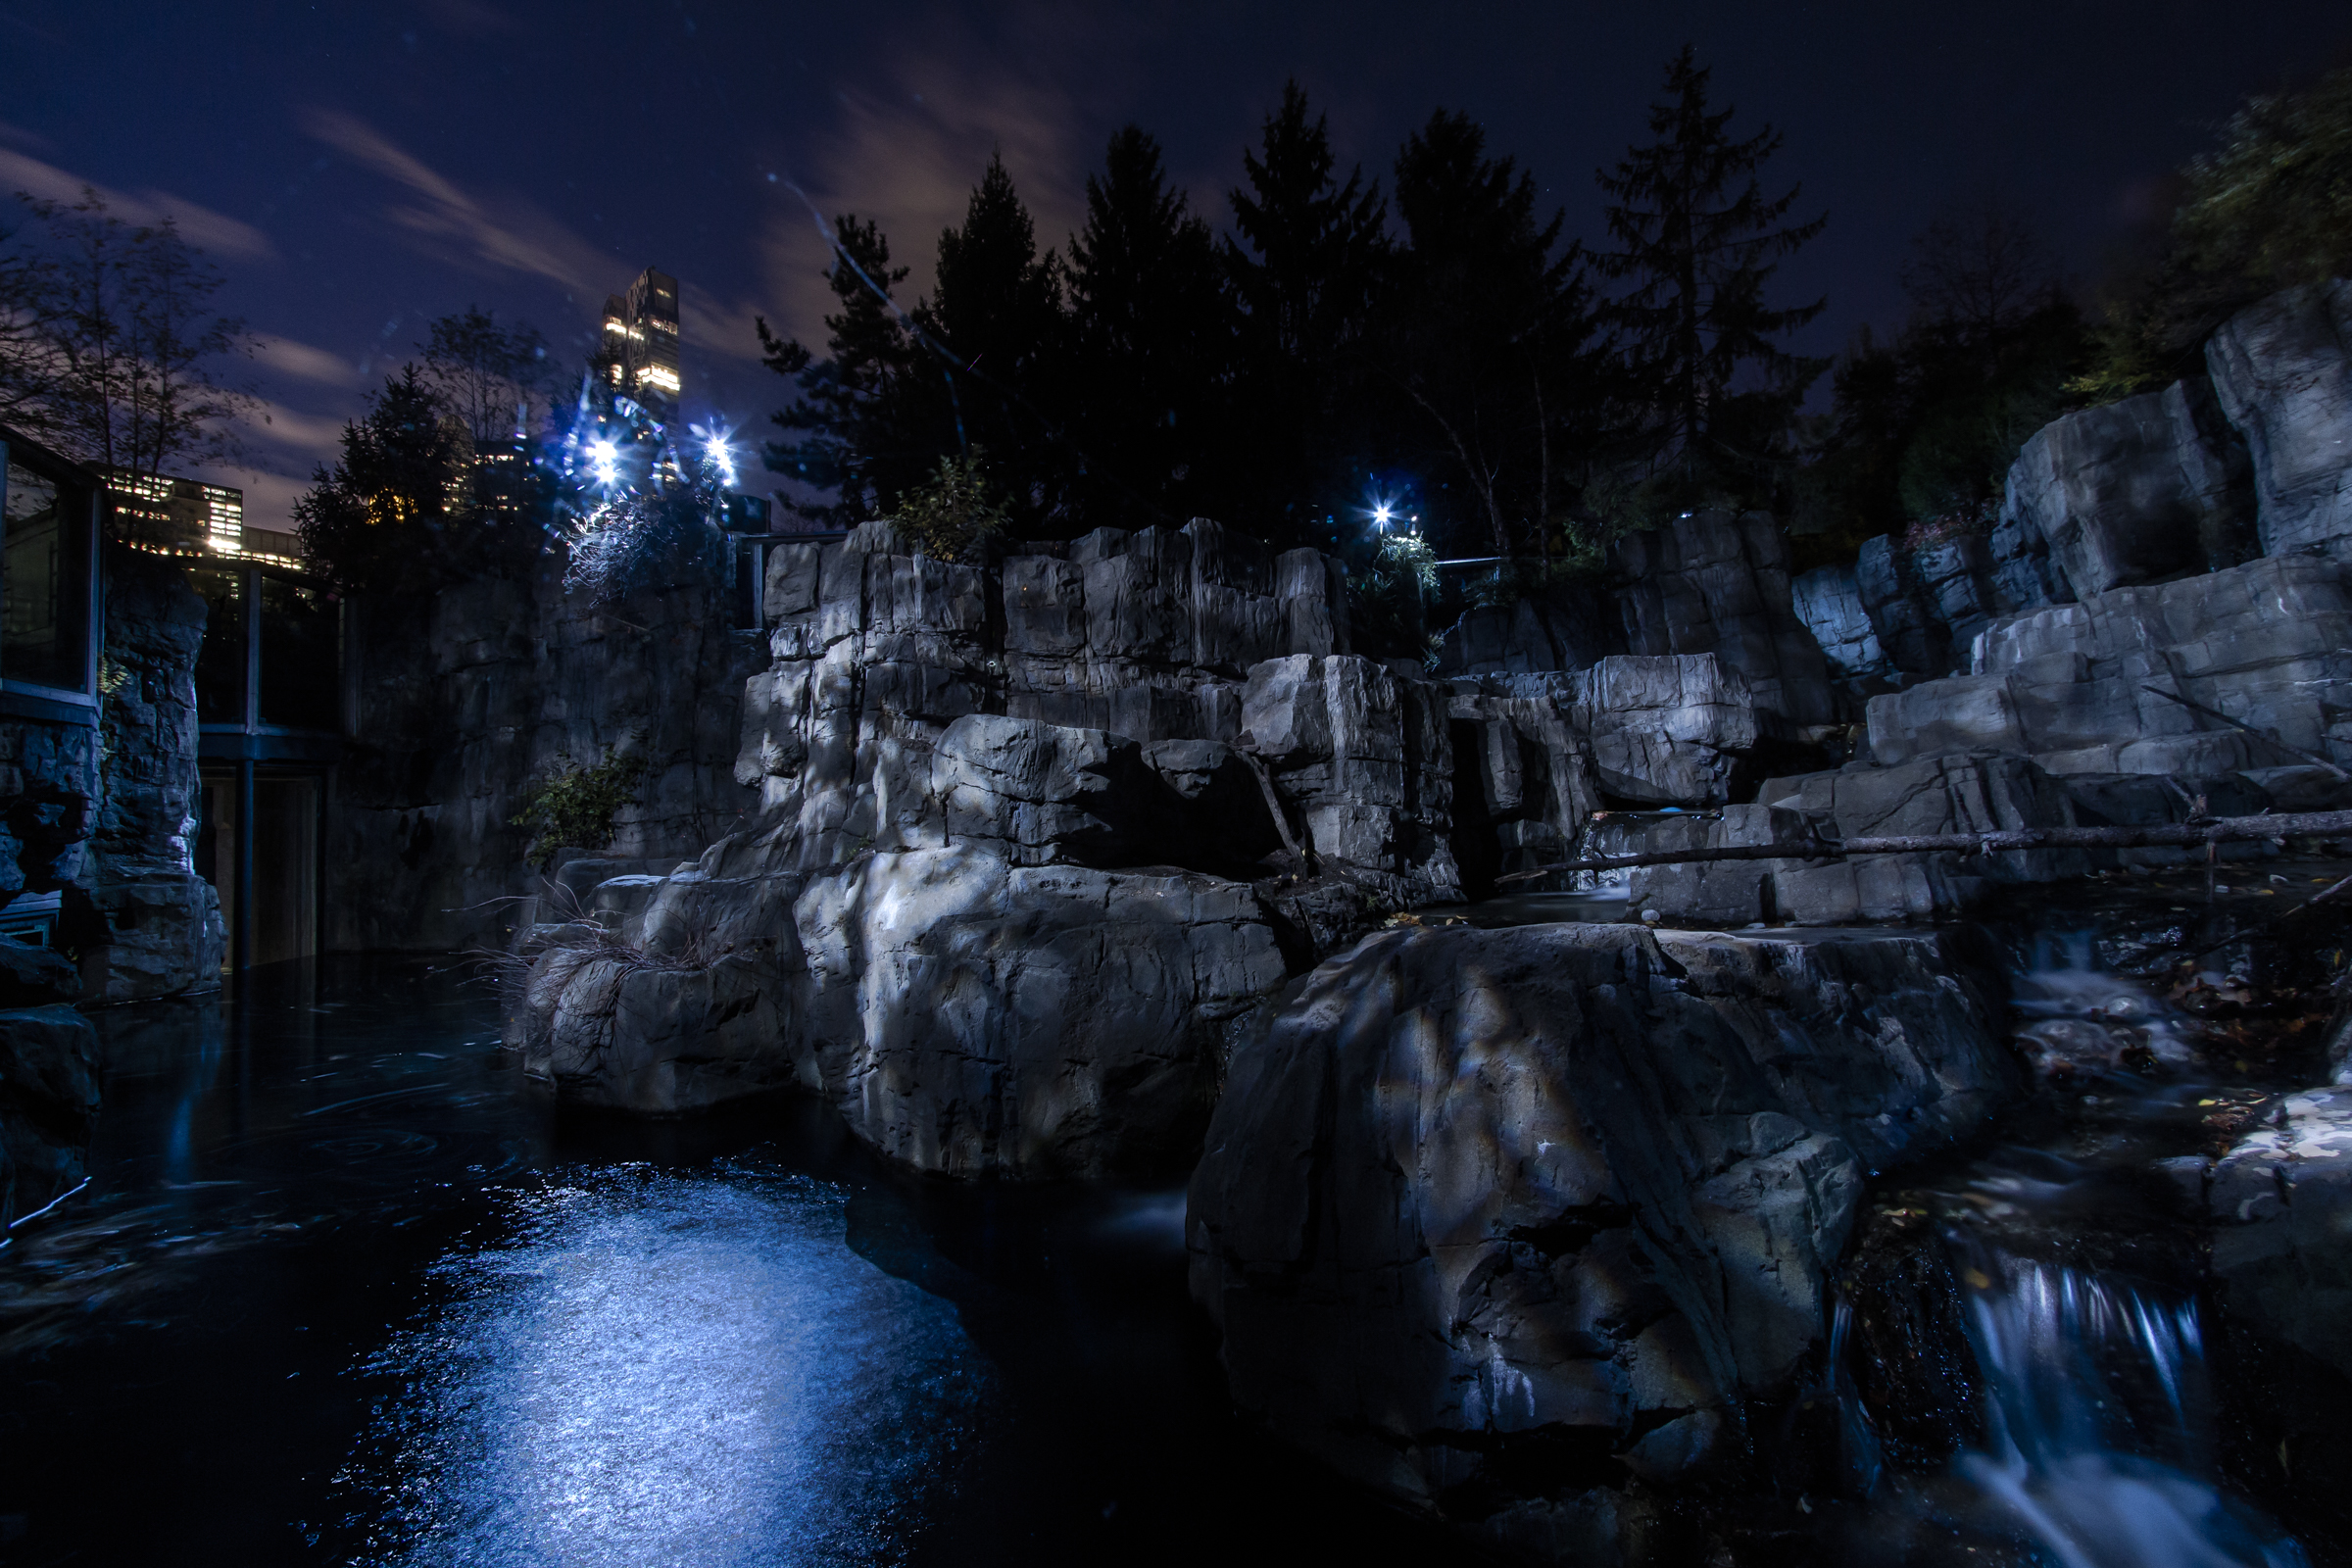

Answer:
[588,439,620,486]
[1372,502,1394,530]
[706,435,737,486]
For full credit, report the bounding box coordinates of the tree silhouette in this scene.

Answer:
[1387,109,1597,558]
[1595,46,1826,503]
[1065,124,1230,523]
[1225,81,1389,542]
[759,215,918,526]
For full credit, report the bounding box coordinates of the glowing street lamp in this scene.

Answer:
[587,438,620,487]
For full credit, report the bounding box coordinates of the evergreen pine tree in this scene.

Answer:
[758,216,920,525]
[1595,46,1826,509]
[294,366,477,595]
[916,155,1069,528]
[1065,124,1229,523]
[1225,81,1389,542]
[1388,110,1597,559]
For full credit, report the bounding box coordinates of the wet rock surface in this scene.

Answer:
[1186,920,2021,1551]
[0,1004,100,1229]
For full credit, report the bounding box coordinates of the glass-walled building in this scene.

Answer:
[0,428,103,950]
[600,266,683,413]
[190,562,344,972]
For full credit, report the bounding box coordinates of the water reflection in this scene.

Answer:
[0,958,1450,1568]
[340,1167,988,1568]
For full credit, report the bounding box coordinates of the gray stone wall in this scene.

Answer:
[82,552,222,1002]
[328,542,766,954]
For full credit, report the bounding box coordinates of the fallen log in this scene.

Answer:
[2137,685,2351,780]
[1494,808,2352,884]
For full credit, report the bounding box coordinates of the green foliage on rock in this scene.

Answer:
[512,742,652,871]
[2178,67,2352,298]
[2072,65,2352,403]
[896,448,1010,563]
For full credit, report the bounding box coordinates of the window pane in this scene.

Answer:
[190,567,247,723]
[259,577,339,730]
[4,458,92,691]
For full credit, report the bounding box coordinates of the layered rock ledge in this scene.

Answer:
[1186,920,2021,1553]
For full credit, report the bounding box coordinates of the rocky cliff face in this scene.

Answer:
[1186,921,2021,1554]
[2206,280,2352,561]
[330,545,765,954]
[83,552,222,1002]
[510,515,1844,1163]
[0,550,220,1005]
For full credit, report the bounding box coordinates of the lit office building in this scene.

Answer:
[601,267,683,411]
[105,471,301,568]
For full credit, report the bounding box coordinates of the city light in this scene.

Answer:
[588,439,620,486]
[692,421,738,487]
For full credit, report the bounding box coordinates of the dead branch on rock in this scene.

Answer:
[2138,685,2350,780]
[1494,808,2352,884]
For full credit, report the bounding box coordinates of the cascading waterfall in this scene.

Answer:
[1825,926,2318,1566]
[1950,1251,2303,1568]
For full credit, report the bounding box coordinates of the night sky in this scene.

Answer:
[8,0,2349,527]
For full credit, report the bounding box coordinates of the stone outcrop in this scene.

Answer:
[1629,751,2091,927]
[0,1003,101,1229]
[1790,564,1890,684]
[1446,679,1604,893]
[793,848,1286,1178]
[1187,921,2020,1547]
[2205,280,2352,561]
[2206,1086,2352,1383]
[1864,553,2352,777]
[332,543,765,954]
[516,840,1288,1177]
[1606,511,1838,728]
[735,521,1452,902]
[82,552,223,1001]
[1569,655,1763,808]
[1989,377,2256,610]
[0,547,220,1004]
[1853,532,2003,679]
[1242,654,1457,900]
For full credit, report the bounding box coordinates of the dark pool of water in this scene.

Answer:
[0,957,1455,1568]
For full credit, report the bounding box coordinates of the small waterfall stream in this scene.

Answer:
[1827,922,2320,1566]
[1953,1254,2300,1568]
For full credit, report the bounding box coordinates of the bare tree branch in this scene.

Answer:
[1494,808,2352,884]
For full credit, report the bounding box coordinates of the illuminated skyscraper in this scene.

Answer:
[600,267,683,413]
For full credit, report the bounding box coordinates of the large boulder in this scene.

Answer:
[1865,553,2352,777]
[2207,1086,2352,1383]
[1187,921,2020,1548]
[1606,511,1838,728]
[1241,655,1460,901]
[2205,280,2352,561]
[1569,655,1761,807]
[796,847,1287,1178]
[515,945,793,1114]
[1993,378,2255,606]
[0,1004,102,1228]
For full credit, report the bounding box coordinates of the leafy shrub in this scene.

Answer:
[2072,66,2352,403]
[512,741,652,870]
[896,448,1009,563]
